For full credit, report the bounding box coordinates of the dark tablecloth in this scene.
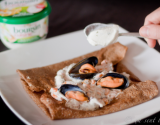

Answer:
[1,0,160,124]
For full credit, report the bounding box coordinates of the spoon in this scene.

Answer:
[84,23,144,38]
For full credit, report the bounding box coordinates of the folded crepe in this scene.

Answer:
[17,42,158,120]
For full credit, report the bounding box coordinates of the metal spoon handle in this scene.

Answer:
[119,33,144,38]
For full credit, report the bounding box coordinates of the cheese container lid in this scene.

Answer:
[0,1,51,24]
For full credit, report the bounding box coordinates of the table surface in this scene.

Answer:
[1,0,160,124]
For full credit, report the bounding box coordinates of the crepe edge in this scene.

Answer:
[20,79,52,119]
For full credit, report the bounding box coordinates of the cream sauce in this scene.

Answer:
[65,98,102,111]
[50,60,129,111]
[87,25,119,46]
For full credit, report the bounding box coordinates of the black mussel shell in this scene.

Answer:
[69,56,98,80]
[59,84,84,95]
[97,72,129,89]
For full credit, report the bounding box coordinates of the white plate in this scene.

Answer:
[0,24,160,125]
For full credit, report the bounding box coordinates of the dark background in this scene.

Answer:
[1,0,160,124]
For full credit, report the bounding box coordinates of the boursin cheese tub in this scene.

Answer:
[0,0,51,49]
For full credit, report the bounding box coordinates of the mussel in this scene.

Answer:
[59,84,89,101]
[69,56,98,80]
[97,72,129,89]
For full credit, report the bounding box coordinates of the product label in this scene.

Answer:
[0,16,48,43]
[0,0,47,17]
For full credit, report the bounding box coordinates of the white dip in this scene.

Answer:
[87,25,119,46]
